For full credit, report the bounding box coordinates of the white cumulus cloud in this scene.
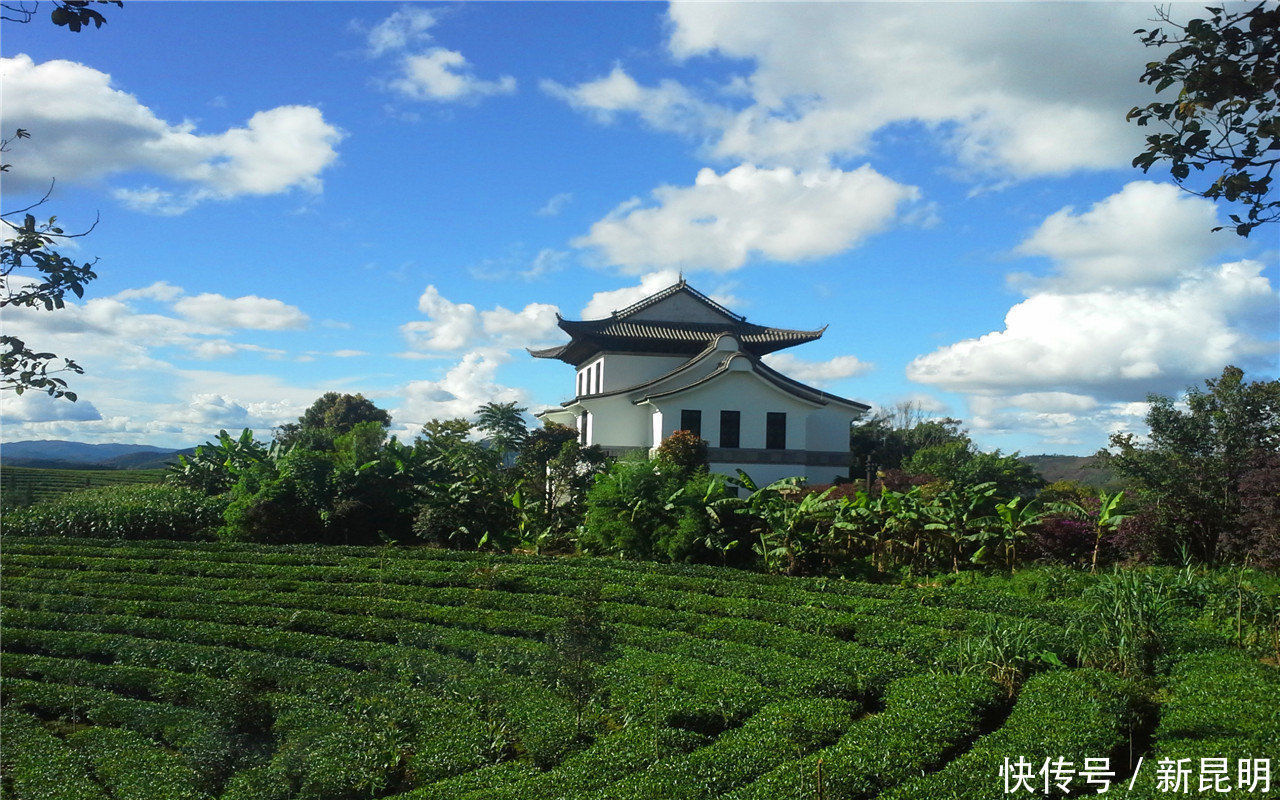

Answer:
[574,164,919,274]
[907,260,1276,401]
[551,4,1160,179]
[1014,182,1230,290]
[389,48,516,103]
[173,294,309,330]
[401,285,562,353]
[2,55,344,212]
[394,350,527,427]
[762,353,873,387]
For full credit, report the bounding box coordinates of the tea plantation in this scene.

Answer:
[1,537,1277,800]
[0,467,164,505]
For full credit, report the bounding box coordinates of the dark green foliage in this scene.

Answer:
[515,423,607,550]
[580,456,740,563]
[849,402,969,473]
[475,400,529,456]
[1106,366,1280,564]
[726,673,1004,800]
[275,391,391,450]
[904,441,1043,499]
[0,710,104,799]
[592,698,856,800]
[3,484,226,539]
[1128,2,1280,236]
[413,440,516,550]
[0,538,1272,800]
[68,726,209,800]
[1126,650,1280,799]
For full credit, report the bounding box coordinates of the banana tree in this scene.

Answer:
[666,472,742,564]
[1060,490,1128,573]
[736,473,838,574]
[987,496,1052,571]
[168,427,273,494]
[923,482,999,572]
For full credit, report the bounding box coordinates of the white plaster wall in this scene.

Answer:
[710,462,851,487]
[710,462,809,488]
[579,394,649,447]
[650,371,818,448]
[593,353,689,394]
[805,406,863,452]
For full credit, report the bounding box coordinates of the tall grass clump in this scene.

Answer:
[2,484,227,540]
[1069,570,1173,676]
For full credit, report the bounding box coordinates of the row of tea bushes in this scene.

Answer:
[1124,650,1280,799]
[725,672,1004,800]
[0,710,104,800]
[879,668,1142,800]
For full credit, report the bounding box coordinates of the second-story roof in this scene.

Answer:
[528,278,825,366]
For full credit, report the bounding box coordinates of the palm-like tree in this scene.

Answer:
[475,401,529,459]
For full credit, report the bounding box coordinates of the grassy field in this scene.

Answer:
[1,537,1276,799]
[0,466,165,505]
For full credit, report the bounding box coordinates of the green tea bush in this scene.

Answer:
[68,726,209,800]
[1125,650,1280,799]
[0,710,103,800]
[593,698,856,800]
[726,673,1004,800]
[880,669,1143,800]
[3,484,226,540]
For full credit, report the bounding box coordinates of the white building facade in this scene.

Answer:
[531,280,870,485]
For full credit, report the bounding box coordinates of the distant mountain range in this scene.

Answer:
[1020,454,1120,489]
[0,440,196,470]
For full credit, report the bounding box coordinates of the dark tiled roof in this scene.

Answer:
[529,280,825,365]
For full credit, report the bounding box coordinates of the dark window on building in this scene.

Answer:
[680,409,702,437]
[766,412,787,450]
[719,410,740,448]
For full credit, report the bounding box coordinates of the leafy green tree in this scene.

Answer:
[986,496,1052,571]
[542,586,613,740]
[475,401,528,458]
[735,473,840,575]
[1106,365,1280,564]
[168,428,274,495]
[922,481,999,573]
[513,422,605,550]
[419,417,473,454]
[413,439,516,550]
[849,402,968,475]
[1128,2,1280,236]
[276,392,391,449]
[903,441,1042,499]
[2,130,99,400]
[580,454,734,563]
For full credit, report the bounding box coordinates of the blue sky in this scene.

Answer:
[3,2,1277,455]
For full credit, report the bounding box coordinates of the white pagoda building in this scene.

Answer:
[531,279,869,485]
